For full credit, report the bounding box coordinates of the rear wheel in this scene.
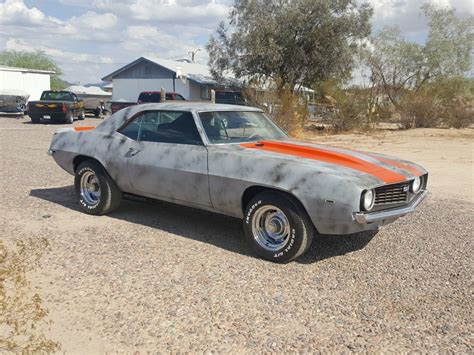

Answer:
[78,110,86,120]
[243,191,314,263]
[74,160,122,215]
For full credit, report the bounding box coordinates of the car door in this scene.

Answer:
[118,110,212,207]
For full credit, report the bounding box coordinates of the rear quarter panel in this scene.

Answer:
[50,130,134,190]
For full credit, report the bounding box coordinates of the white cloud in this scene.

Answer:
[0,0,60,26]
[69,11,118,30]
[367,0,474,35]
[128,0,229,24]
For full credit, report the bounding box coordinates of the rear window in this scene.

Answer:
[41,91,72,101]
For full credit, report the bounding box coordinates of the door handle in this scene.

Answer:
[128,147,141,156]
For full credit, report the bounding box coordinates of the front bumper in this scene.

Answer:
[353,190,428,224]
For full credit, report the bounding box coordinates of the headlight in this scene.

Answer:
[362,189,375,211]
[411,176,422,193]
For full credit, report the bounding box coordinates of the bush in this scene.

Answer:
[398,77,473,129]
[244,83,308,135]
[398,92,441,129]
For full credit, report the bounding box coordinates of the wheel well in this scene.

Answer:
[73,155,99,172]
[242,186,306,213]
[241,185,317,233]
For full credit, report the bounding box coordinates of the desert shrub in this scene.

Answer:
[398,77,473,129]
[444,100,473,128]
[398,91,441,129]
[315,80,378,132]
[244,83,308,135]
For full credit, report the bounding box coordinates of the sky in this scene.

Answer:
[0,0,472,84]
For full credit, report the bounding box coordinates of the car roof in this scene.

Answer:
[95,102,264,133]
[133,102,263,112]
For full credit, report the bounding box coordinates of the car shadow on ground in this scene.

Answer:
[30,185,377,264]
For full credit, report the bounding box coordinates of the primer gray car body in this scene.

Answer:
[49,103,428,235]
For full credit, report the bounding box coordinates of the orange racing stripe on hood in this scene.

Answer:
[241,141,407,184]
[369,155,423,177]
[74,126,95,132]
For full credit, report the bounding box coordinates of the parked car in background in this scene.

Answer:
[27,91,85,124]
[0,89,29,115]
[110,91,186,114]
[48,103,428,263]
[215,91,246,105]
[110,99,136,114]
[137,91,185,104]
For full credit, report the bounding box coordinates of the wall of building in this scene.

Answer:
[0,70,51,101]
[109,60,212,102]
[112,79,206,102]
[112,78,188,101]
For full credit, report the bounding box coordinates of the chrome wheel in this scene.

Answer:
[80,171,101,205]
[251,205,291,251]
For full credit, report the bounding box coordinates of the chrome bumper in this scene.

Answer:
[354,190,428,224]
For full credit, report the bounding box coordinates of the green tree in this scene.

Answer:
[365,4,473,107]
[0,51,65,90]
[207,0,373,90]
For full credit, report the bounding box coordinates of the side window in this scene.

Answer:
[119,111,202,145]
[119,115,143,140]
[140,111,202,145]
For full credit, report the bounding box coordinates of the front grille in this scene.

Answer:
[374,182,409,206]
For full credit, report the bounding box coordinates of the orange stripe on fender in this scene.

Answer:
[371,155,423,177]
[74,126,95,132]
[241,141,407,184]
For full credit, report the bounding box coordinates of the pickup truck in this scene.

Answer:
[27,91,85,124]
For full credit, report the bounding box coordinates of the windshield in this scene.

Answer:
[198,111,287,144]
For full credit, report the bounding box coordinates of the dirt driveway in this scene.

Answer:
[0,116,472,353]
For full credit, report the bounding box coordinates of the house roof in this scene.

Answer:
[0,65,55,74]
[101,57,238,86]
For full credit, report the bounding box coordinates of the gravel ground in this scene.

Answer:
[1,116,473,353]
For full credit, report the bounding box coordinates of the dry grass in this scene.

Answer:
[0,238,60,352]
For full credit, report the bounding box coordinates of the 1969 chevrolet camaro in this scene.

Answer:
[48,103,428,263]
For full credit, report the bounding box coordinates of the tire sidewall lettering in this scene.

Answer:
[78,166,101,210]
[274,228,296,258]
[245,200,262,224]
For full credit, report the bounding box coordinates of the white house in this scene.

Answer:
[101,57,239,102]
[0,65,55,101]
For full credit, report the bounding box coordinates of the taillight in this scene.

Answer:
[62,103,67,112]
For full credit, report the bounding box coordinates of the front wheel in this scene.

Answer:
[243,191,314,263]
[74,160,122,215]
[78,110,86,120]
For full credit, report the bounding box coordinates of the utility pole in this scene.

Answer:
[188,48,201,62]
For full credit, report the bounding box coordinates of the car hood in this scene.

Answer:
[237,140,426,185]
